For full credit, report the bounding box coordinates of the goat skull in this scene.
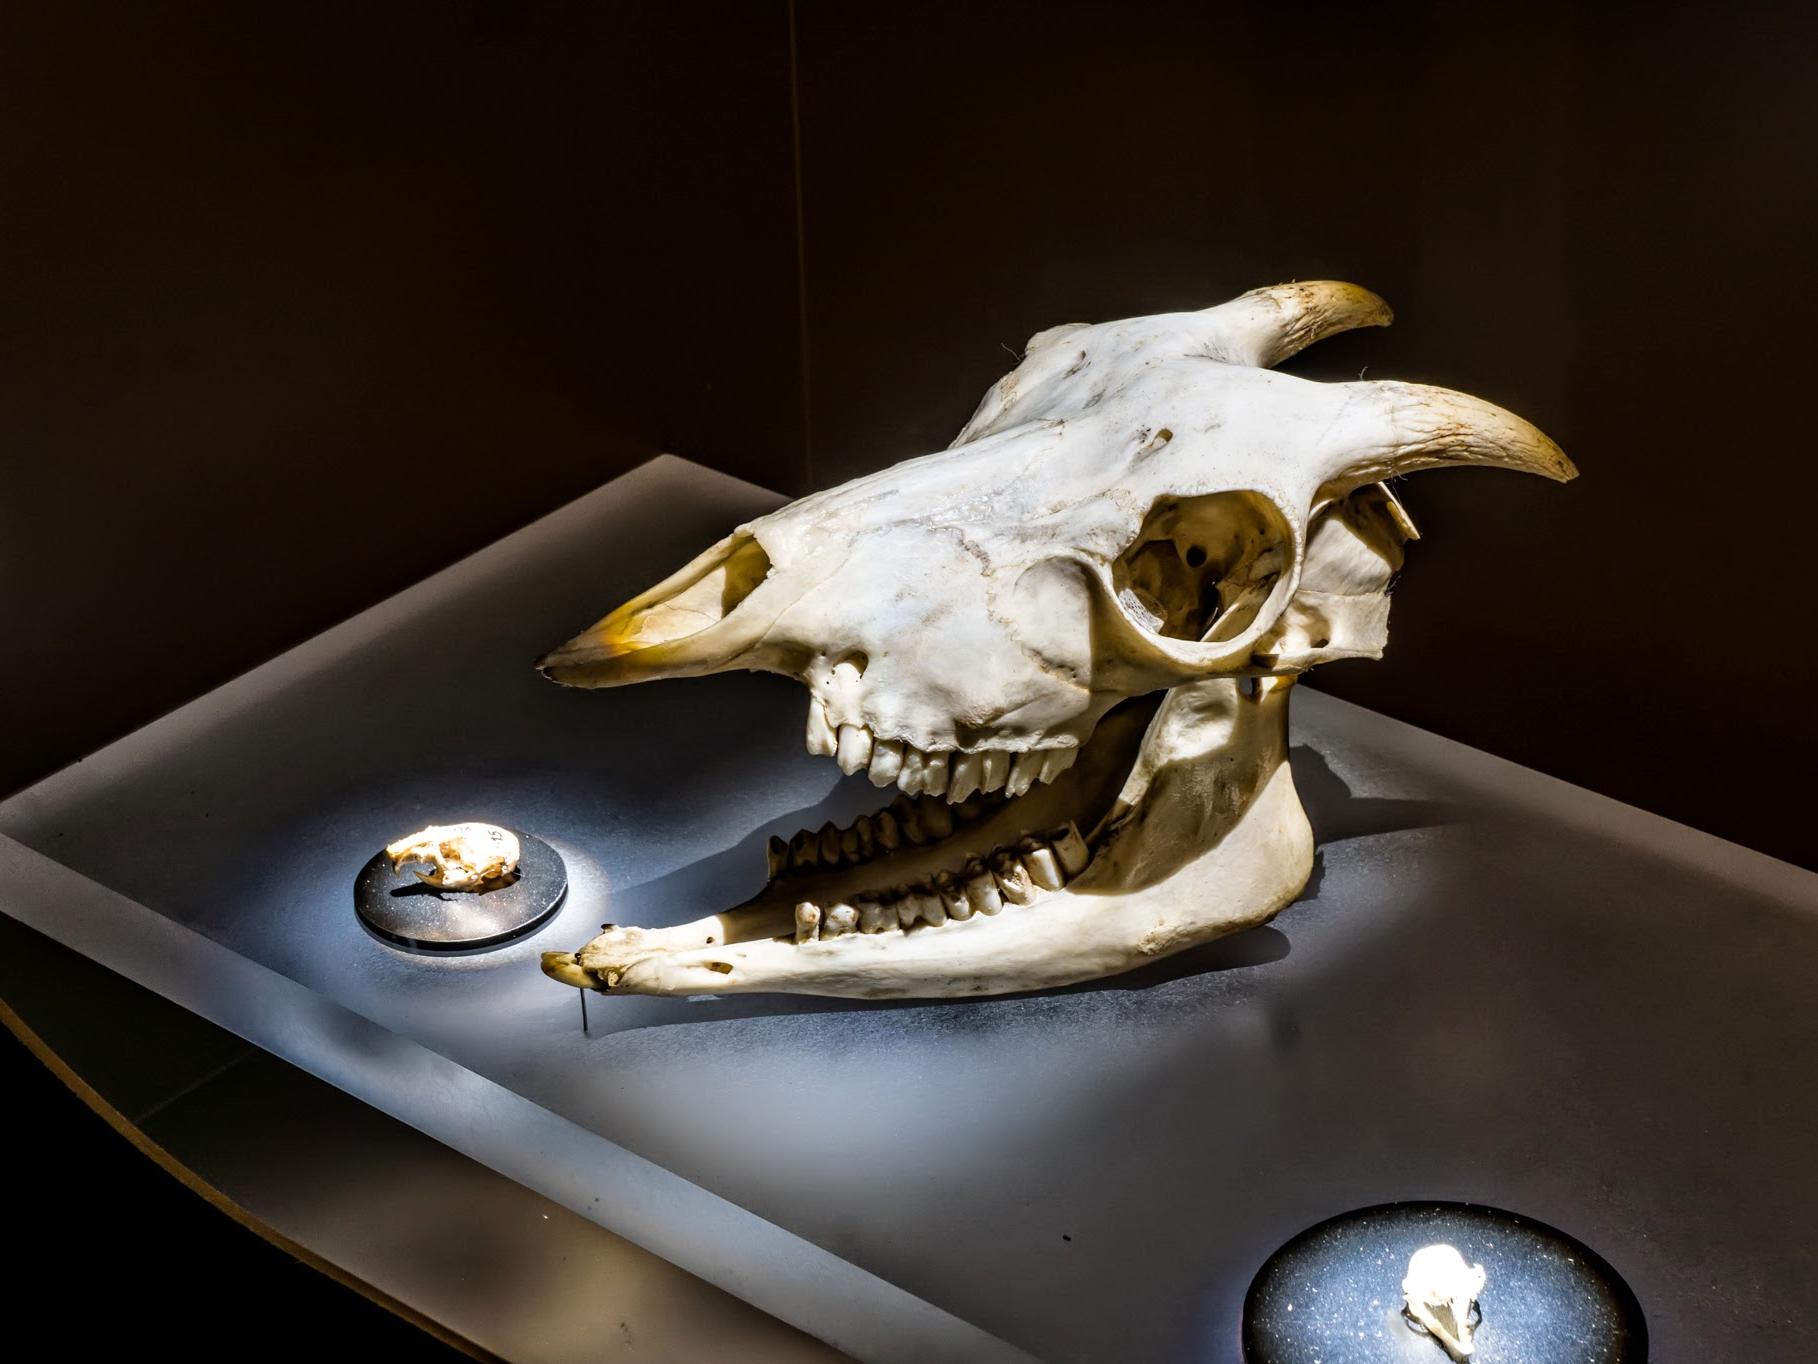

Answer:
[538,281,1573,999]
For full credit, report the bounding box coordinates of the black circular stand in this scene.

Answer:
[354,830,567,951]
[1242,1201,1645,1363]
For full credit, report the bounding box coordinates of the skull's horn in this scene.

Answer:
[1324,379,1577,491]
[1196,280,1394,368]
[536,531,777,687]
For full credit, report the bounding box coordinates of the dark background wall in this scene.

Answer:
[5,0,1814,884]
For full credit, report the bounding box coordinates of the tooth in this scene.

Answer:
[916,889,947,928]
[837,724,874,775]
[806,700,837,757]
[895,895,921,930]
[917,796,953,839]
[1038,747,1077,784]
[980,751,1010,793]
[947,752,983,803]
[952,795,986,822]
[873,809,902,850]
[1007,751,1042,798]
[839,825,863,861]
[790,829,820,868]
[794,902,821,943]
[1051,823,1090,876]
[897,746,926,795]
[766,835,789,879]
[893,796,928,845]
[857,898,894,933]
[921,750,950,797]
[867,738,905,788]
[819,822,842,864]
[963,862,1003,916]
[935,872,972,921]
[992,853,1037,905]
[854,819,875,859]
[1020,839,1065,891]
[822,902,858,937]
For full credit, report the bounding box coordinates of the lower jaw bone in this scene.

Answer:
[542,678,1313,1000]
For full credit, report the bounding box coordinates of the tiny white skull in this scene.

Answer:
[385,823,520,891]
[1403,1243,1487,1360]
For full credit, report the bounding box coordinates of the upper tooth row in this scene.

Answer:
[805,704,1078,802]
[791,823,1091,943]
[766,792,999,878]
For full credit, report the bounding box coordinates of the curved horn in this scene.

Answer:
[1195,280,1394,368]
[1320,379,1576,492]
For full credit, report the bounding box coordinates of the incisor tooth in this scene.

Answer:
[822,903,858,937]
[1038,747,1077,784]
[794,902,820,943]
[1051,823,1090,876]
[963,863,1003,916]
[818,822,842,864]
[790,829,820,868]
[806,700,837,757]
[1021,840,1065,891]
[836,724,874,775]
[1007,751,1042,798]
[980,751,1010,793]
[992,853,1037,905]
[867,738,905,788]
[766,835,789,879]
[947,752,983,803]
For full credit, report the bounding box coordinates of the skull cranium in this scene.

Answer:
[538,281,1573,999]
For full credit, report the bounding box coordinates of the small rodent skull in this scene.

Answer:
[385,823,520,892]
[1403,1243,1488,1360]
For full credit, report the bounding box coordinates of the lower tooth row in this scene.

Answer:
[790,823,1086,943]
[805,703,1078,803]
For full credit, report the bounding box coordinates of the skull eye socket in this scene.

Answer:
[1112,491,1289,643]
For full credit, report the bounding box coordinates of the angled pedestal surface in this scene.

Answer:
[5,455,1816,1361]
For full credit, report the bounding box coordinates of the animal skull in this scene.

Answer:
[1402,1243,1487,1359]
[538,281,1573,999]
[386,822,521,892]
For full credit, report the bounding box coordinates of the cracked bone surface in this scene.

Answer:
[1402,1243,1487,1360]
[537,280,1575,1000]
[384,823,520,892]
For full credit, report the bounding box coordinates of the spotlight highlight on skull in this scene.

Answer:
[538,281,1575,1000]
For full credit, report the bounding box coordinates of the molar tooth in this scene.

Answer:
[854,819,875,859]
[806,700,837,757]
[979,751,1010,793]
[893,796,929,845]
[897,746,928,796]
[947,752,983,803]
[794,902,821,943]
[819,822,842,864]
[917,796,953,839]
[895,895,921,930]
[790,829,820,868]
[1037,747,1078,784]
[952,794,986,822]
[935,872,972,921]
[822,903,858,938]
[1006,751,1042,798]
[992,853,1038,905]
[766,835,789,879]
[1051,823,1090,876]
[916,890,947,928]
[857,898,893,934]
[963,862,1003,916]
[920,750,950,797]
[873,809,902,850]
[839,825,863,862]
[1020,839,1065,892]
[867,738,905,788]
[836,724,874,775]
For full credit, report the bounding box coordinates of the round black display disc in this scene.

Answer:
[1242,1201,1645,1363]
[354,830,566,951]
